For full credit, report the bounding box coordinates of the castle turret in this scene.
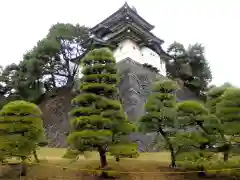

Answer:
[89,2,171,76]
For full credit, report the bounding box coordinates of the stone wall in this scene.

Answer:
[37,59,197,150]
[38,87,73,147]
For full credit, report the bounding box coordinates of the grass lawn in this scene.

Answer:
[1,148,239,180]
[36,147,171,162]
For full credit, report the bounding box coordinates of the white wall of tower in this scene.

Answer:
[113,39,166,76]
[113,39,143,64]
[140,47,166,76]
[78,39,166,79]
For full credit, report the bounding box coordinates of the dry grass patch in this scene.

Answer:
[1,148,238,180]
[21,159,175,180]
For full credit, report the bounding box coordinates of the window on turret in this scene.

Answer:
[133,46,136,50]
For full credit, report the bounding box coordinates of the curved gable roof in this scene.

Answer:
[90,2,155,34]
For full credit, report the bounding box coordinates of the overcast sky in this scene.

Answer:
[0,0,239,86]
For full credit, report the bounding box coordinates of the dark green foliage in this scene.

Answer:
[0,23,89,105]
[138,79,179,167]
[0,100,44,160]
[188,44,212,93]
[24,23,89,89]
[166,42,190,79]
[68,48,137,170]
[166,42,212,96]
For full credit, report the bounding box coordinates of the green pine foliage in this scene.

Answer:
[206,85,238,162]
[166,42,212,97]
[176,100,223,173]
[216,88,240,153]
[138,79,179,167]
[0,100,45,161]
[206,86,229,114]
[68,48,137,170]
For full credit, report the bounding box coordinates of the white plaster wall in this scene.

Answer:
[77,39,167,78]
[113,39,144,64]
[160,60,166,76]
[140,46,166,76]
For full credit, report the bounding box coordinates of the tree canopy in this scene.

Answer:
[138,79,179,167]
[68,48,137,173]
[166,42,212,97]
[0,23,89,106]
[0,100,44,158]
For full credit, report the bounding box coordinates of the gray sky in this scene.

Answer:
[0,0,239,86]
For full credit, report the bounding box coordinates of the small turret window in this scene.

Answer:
[133,46,136,50]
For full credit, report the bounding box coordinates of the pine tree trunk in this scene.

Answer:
[198,165,206,177]
[98,147,108,177]
[33,150,39,163]
[158,128,176,168]
[223,143,230,162]
[220,134,230,162]
[223,150,229,162]
[169,144,176,168]
[20,157,27,176]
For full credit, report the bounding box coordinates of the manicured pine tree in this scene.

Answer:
[206,86,232,161]
[176,100,222,176]
[216,88,240,161]
[138,79,179,167]
[0,100,45,176]
[68,48,137,172]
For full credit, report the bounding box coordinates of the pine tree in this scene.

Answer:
[216,88,240,161]
[68,48,137,173]
[176,100,222,176]
[138,79,179,167]
[0,100,45,176]
[206,85,232,161]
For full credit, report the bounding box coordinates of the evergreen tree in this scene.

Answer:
[138,79,179,167]
[187,43,212,95]
[0,100,45,176]
[216,88,240,161]
[166,42,212,96]
[0,23,89,105]
[176,100,221,176]
[206,85,233,161]
[68,48,137,173]
[166,42,192,80]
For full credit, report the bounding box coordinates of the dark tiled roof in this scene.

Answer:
[90,2,155,33]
